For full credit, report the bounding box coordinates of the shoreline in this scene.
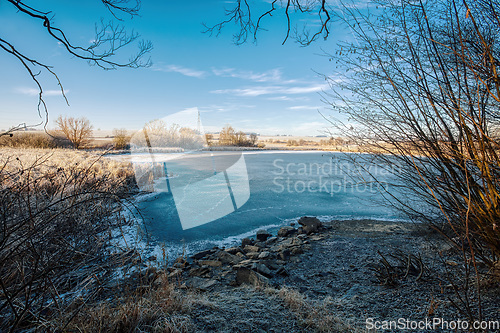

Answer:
[127,217,499,332]
[123,201,414,265]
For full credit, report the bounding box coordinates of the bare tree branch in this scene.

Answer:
[1,0,152,136]
[204,0,333,45]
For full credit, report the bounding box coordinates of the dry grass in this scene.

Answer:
[0,132,70,149]
[265,286,358,332]
[63,270,208,333]
[0,147,134,180]
[0,148,138,331]
[0,148,218,332]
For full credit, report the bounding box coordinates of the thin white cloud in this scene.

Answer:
[267,96,310,101]
[154,65,206,78]
[199,103,256,113]
[212,67,296,83]
[288,105,323,110]
[211,83,328,97]
[16,87,66,96]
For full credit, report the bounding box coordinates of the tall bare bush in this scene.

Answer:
[318,0,500,320]
[0,151,137,331]
[55,115,93,149]
[112,128,131,150]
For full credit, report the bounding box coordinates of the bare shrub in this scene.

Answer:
[205,133,214,146]
[113,128,131,150]
[0,150,138,331]
[323,0,500,320]
[130,120,205,150]
[55,115,93,149]
[0,132,56,148]
[249,133,258,145]
[218,124,236,146]
[217,125,258,147]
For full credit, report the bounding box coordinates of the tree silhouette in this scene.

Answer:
[1,0,152,136]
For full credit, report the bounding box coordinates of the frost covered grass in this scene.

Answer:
[0,147,134,179]
[265,287,358,332]
[0,148,147,331]
[62,268,212,333]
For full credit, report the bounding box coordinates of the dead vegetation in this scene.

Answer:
[264,286,358,332]
[62,269,209,333]
[0,132,72,149]
[369,250,426,286]
[0,149,140,331]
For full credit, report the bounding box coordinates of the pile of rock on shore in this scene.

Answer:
[164,216,331,290]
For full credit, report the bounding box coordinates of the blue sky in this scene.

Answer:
[0,0,363,135]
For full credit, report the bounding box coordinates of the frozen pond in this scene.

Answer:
[111,151,410,256]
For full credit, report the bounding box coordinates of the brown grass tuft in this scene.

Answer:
[264,287,358,332]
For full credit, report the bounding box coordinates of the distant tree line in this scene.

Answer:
[206,125,260,147]
[129,119,205,150]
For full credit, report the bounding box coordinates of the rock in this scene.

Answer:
[246,252,261,259]
[189,266,210,277]
[243,245,261,253]
[290,247,304,255]
[238,259,255,267]
[278,226,296,237]
[235,267,269,286]
[292,275,307,284]
[217,251,242,265]
[260,260,280,270]
[266,237,278,245]
[221,269,233,278]
[276,267,289,276]
[190,249,214,260]
[168,269,182,279]
[297,216,322,234]
[241,237,254,247]
[187,277,217,291]
[269,245,281,253]
[280,237,303,248]
[278,249,291,260]
[199,260,222,267]
[235,252,246,258]
[251,262,273,277]
[225,247,241,255]
[256,229,272,242]
[258,251,271,259]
